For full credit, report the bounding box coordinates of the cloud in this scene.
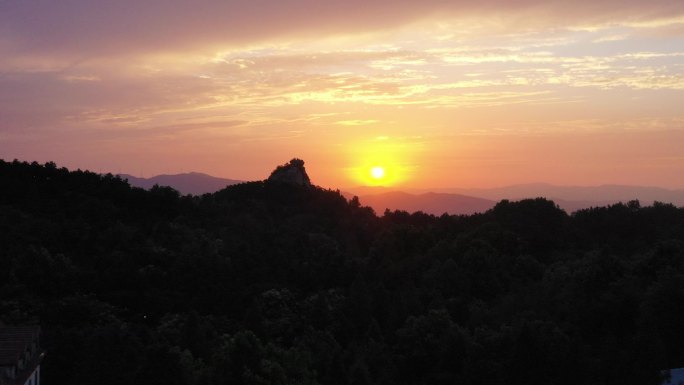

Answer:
[2,36,681,144]
[336,120,379,126]
[1,0,682,172]
[2,0,684,58]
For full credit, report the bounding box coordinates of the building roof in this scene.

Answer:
[0,326,40,366]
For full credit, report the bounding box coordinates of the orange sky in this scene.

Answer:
[1,1,684,189]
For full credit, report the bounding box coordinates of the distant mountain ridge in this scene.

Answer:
[346,183,684,214]
[119,171,684,212]
[348,191,496,216]
[119,172,242,195]
[431,183,684,210]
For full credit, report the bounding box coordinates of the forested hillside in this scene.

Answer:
[2,159,684,385]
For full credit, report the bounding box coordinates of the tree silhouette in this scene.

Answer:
[1,159,683,385]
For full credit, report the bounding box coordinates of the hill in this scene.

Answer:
[119,172,242,195]
[438,183,684,208]
[119,171,684,212]
[2,159,684,385]
[347,183,684,214]
[355,191,496,215]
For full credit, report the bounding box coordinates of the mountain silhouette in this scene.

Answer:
[119,172,242,195]
[268,158,312,187]
[120,169,684,211]
[434,183,684,210]
[3,159,684,385]
[353,191,496,215]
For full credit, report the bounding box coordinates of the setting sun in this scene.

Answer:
[345,137,419,187]
[370,166,385,180]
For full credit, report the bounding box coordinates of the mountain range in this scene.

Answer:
[119,172,684,214]
[119,172,242,196]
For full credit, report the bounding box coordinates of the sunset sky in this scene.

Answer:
[2,0,684,189]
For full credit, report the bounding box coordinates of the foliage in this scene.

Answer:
[1,159,683,384]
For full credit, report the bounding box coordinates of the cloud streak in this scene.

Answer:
[2,0,684,57]
[1,0,683,187]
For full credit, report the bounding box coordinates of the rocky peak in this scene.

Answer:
[267,158,312,187]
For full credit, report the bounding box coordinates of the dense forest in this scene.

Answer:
[2,159,684,385]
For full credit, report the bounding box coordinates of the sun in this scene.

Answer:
[370,166,385,180]
[345,137,416,186]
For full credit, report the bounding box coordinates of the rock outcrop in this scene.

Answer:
[267,158,312,187]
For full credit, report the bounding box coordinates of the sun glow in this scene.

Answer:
[357,163,397,186]
[370,166,385,179]
[346,137,418,187]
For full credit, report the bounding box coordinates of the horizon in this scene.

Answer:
[114,166,684,192]
[8,157,684,217]
[114,163,684,214]
[2,1,684,189]
[5,157,684,193]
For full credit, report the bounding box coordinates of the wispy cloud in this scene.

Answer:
[1,0,683,187]
[2,0,683,56]
[336,120,379,126]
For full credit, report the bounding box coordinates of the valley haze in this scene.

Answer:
[120,171,684,215]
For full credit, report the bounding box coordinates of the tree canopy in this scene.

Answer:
[1,159,683,384]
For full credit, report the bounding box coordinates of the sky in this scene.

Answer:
[1,0,684,189]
